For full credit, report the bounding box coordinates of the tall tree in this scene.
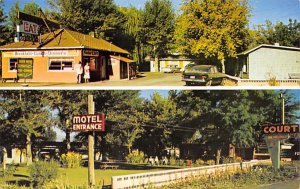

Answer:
[250,19,300,48]
[0,0,10,45]
[101,91,146,154]
[136,92,182,155]
[0,91,51,165]
[46,91,87,152]
[46,0,124,42]
[173,90,297,164]
[119,6,144,68]
[23,2,41,16]
[141,0,176,71]
[175,0,250,73]
[6,1,21,41]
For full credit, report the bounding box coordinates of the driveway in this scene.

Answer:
[0,72,186,88]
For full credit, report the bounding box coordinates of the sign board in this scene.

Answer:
[17,21,40,35]
[72,114,105,132]
[18,11,60,29]
[262,124,299,134]
[83,50,99,57]
[3,50,80,58]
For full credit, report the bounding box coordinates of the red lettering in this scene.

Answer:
[269,126,276,133]
[24,22,29,32]
[284,126,290,133]
[290,125,298,132]
[277,126,283,133]
[264,127,269,134]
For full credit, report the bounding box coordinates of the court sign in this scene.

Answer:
[72,114,105,132]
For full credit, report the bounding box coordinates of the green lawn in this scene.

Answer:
[1,164,179,187]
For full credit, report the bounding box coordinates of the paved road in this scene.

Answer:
[0,72,186,87]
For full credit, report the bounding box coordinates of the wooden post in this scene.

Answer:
[2,148,7,171]
[88,95,95,188]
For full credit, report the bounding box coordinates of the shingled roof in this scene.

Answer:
[0,29,129,54]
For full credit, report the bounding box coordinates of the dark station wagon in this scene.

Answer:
[182,65,228,86]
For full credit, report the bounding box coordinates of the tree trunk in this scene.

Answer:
[216,148,222,165]
[2,147,7,171]
[221,59,225,73]
[155,56,159,72]
[26,133,32,165]
[128,144,132,154]
[66,129,71,152]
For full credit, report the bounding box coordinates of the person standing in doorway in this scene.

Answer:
[75,61,83,83]
[84,62,90,83]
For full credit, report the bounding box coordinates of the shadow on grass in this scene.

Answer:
[82,161,181,170]
[6,179,31,187]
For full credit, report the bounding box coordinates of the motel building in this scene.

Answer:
[0,28,136,83]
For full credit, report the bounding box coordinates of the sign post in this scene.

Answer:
[88,95,95,188]
[262,124,299,169]
[72,95,105,188]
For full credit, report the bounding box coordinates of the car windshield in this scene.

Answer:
[188,65,211,73]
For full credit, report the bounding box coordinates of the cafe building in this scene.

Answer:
[0,28,135,83]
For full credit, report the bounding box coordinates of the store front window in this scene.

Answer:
[9,58,18,71]
[48,58,74,71]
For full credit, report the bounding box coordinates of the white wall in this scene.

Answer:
[112,161,260,189]
[249,48,300,80]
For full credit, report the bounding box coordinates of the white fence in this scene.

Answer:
[238,79,300,86]
[112,161,262,189]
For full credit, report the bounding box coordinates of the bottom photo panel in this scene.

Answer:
[0,89,299,189]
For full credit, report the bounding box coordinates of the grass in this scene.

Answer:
[0,164,178,188]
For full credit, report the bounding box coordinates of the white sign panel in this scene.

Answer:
[10,50,80,57]
[17,20,40,35]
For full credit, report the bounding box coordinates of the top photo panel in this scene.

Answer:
[0,0,299,88]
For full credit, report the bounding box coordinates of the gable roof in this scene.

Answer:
[0,29,129,54]
[239,44,300,56]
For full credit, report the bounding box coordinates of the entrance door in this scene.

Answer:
[17,58,33,79]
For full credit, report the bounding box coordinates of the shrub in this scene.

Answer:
[3,165,16,178]
[28,161,59,188]
[268,77,279,86]
[125,151,145,164]
[61,152,82,168]
[41,180,89,189]
[169,156,177,166]
[206,159,215,165]
[194,159,205,166]
[178,159,185,166]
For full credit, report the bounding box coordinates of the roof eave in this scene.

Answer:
[238,44,300,56]
[0,46,85,51]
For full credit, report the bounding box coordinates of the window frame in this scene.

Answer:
[9,58,18,72]
[48,58,75,72]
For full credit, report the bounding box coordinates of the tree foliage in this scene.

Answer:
[46,0,123,42]
[118,6,144,66]
[250,19,300,48]
[0,0,10,45]
[0,91,51,164]
[175,0,250,72]
[141,0,176,58]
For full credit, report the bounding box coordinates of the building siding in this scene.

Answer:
[249,48,300,80]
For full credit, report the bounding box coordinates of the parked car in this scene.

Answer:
[182,65,228,86]
[161,65,181,73]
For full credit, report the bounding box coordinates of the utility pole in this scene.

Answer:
[88,95,95,188]
[273,92,285,169]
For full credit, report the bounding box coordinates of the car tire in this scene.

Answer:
[205,80,212,86]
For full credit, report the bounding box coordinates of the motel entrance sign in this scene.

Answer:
[72,95,105,188]
[72,114,105,132]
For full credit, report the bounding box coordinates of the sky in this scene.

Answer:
[2,0,300,27]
